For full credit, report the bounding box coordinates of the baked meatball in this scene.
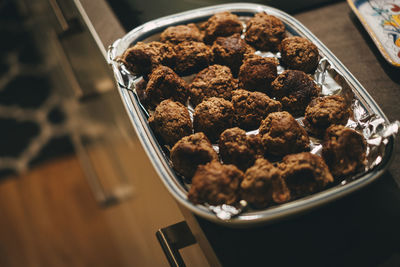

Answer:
[259,111,310,157]
[172,41,213,75]
[145,65,189,108]
[190,64,237,106]
[201,11,243,44]
[170,132,218,178]
[241,158,290,208]
[304,95,351,136]
[280,36,319,73]
[322,125,367,178]
[160,23,203,44]
[188,161,244,205]
[193,97,235,142]
[232,89,282,130]
[279,152,334,198]
[271,70,320,116]
[245,12,286,51]
[212,33,255,76]
[218,127,263,171]
[238,55,278,94]
[148,100,192,146]
[121,41,175,76]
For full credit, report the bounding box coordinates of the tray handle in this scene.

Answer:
[156,221,197,267]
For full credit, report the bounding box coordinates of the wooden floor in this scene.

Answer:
[0,155,209,267]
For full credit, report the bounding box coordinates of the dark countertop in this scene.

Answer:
[295,1,400,185]
[198,3,400,266]
[76,1,400,266]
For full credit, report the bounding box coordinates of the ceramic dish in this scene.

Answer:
[108,3,397,227]
[348,0,400,67]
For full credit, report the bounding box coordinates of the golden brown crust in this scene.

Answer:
[218,127,263,171]
[211,33,255,76]
[238,55,278,94]
[280,36,319,73]
[279,152,334,197]
[259,111,310,157]
[202,12,243,44]
[148,100,192,146]
[245,12,286,51]
[241,158,290,208]
[322,125,367,177]
[304,95,351,136]
[189,65,237,106]
[188,161,244,205]
[160,23,203,44]
[121,41,175,76]
[170,132,218,178]
[193,97,235,142]
[172,41,213,75]
[271,70,320,116]
[145,65,189,108]
[232,89,282,130]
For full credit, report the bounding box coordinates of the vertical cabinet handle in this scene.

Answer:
[156,221,197,267]
[48,0,69,31]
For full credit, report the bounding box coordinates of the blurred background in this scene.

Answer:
[106,0,340,31]
[0,0,342,189]
[0,0,209,266]
[0,0,399,266]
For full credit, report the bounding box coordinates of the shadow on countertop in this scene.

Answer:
[198,171,400,267]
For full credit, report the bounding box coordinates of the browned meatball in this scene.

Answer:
[190,64,237,106]
[279,152,334,198]
[170,132,218,178]
[193,97,235,142]
[160,23,203,44]
[259,111,310,157]
[322,125,367,178]
[245,12,286,51]
[280,36,319,73]
[201,11,243,44]
[232,89,282,130]
[271,70,320,116]
[212,33,255,76]
[238,55,278,94]
[241,158,290,208]
[304,95,351,136]
[188,161,244,205]
[218,127,263,171]
[148,100,192,146]
[121,41,175,76]
[172,41,213,75]
[145,65,189,108]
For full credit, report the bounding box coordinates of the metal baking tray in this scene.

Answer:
[108,3,397,227]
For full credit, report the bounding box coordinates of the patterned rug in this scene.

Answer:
[0,1,74,179]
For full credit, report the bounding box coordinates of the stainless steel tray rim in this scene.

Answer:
[109,3,390,124]
[109,3,395,227]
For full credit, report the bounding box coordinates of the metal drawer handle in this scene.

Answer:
[156,221,197,267]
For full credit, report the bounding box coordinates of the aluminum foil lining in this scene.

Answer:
[203,56,399,220]
[113,20,399,222]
